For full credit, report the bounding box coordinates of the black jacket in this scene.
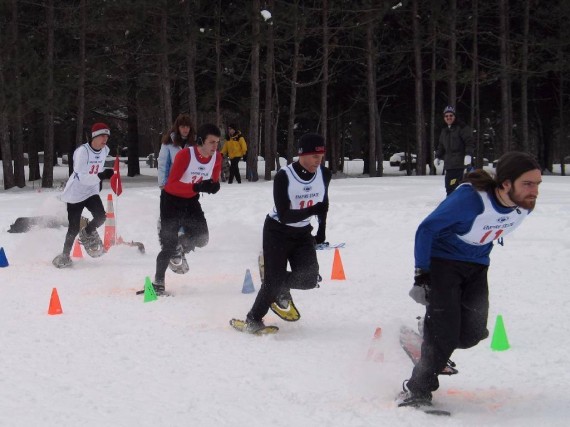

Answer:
[436,120,474,170]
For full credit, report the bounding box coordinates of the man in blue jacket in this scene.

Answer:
[398,151,542,408]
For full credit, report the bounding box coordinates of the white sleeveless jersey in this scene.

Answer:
[269,164,325,228]
[60,143,110,203]
[179,146,217,184]
[456,189,529,246]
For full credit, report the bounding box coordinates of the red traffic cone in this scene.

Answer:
[331,248,346,280]
[48,288,63,315]
[72,239,83,258]
[103,193,116,251]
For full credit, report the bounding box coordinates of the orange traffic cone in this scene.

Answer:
[48,288,63,315]
[72,239,83,258]
[366,327,384,362]
[103,193,116,251]
[331,248,346,280]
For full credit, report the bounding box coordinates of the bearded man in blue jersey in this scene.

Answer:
[398,151,542,408]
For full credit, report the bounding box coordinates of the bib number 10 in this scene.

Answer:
[299,200,314,209]
[479,229,503,244]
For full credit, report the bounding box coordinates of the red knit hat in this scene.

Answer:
[92,123,111,138]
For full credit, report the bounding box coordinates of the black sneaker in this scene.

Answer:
[169,245,189,274]
[153,280,166,295]
[270,289,300,321]
[52,253,73,269]
[275,289,292,310]
[396,381,432,408]
[245,316,266,333]
[79,228,104,257]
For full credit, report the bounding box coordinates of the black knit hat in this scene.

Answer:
[496,151,541,187]
[297,133,326,156]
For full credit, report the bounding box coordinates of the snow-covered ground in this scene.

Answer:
[1,159,569,426]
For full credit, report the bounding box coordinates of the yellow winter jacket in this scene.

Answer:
[221,134,247,159]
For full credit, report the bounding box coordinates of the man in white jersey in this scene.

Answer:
[147,123,222,295]
[397,151,542,408]
[52,123,115,268]
[239,133,332,333]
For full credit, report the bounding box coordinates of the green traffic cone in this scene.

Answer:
[491,314,510,351]
[143,276,157,303]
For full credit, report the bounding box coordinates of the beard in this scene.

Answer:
[508,188,536,210]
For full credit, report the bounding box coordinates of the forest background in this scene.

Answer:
[1,0,569,190]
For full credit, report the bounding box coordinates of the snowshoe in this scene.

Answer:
[52,253,73,269]
[230,318,279,335]
[396,381,432,408]
[79,228,104,258]
[270,289,301,321]
[135,280,168,296]
[169,245,189,274]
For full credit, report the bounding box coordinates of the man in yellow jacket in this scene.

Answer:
[221,124,248,184]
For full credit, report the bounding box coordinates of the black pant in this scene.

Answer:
[229,158,241,183]
[248,216,319,321]
[62,195,106,255]
[444,168,464,195]
[155,191,208,282]
[407,258,489,395]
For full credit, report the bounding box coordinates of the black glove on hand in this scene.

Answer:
[97,169,114,180]
[409,268,431,305]
[193,179,220,194]
[310,201,328,216]
[315,226,326,245]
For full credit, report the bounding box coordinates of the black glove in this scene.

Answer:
[193,179,220,194]
[409,268,431,305]
[315,226,326,244]
[310,201,328,216]
[242,152,247,162]
[97,169,114,180]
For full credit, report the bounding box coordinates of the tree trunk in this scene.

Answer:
[215,0,222,128]
[127,73,141,177]
[0,38,15,189]
[499,0,511,153]
[28,115,41,182]
[263,0,275,181]
[42,0,55,188]
[72,0,86,176]
[470,0,482,167]
[10,0,25,187]
[429,0,437,175]
[366,12,377,177]
[247,0,261,181]
[185,0,198,131]
[321,0,331,171]
[160,3,172,129]
[286,8,302,164]
[413,0,426,175]
[448,0,457,106]
[558,46,565,176]
[521,0,530,153]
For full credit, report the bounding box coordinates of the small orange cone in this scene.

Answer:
[103,193,116,251]
[48,288,63,315]
[366,327,384,362]
[331,248,346,280]
[72,239,83,258]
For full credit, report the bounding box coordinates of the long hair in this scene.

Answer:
[226,123,241,141]
[464,169,496,192]
[161,113,195,147]
[464,151,541,192]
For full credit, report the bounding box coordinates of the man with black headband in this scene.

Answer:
[232,133,332,333]
[398,151,542,408]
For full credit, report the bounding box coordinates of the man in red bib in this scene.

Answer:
[151,123,223,295]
